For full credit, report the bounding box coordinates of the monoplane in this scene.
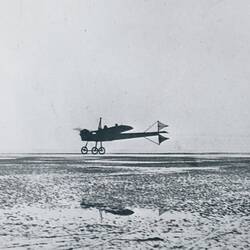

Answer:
[74,118,169,154]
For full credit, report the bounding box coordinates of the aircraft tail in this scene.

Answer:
[158,134,169,144]
[157,121,169,145]
[157,121,168,132]
[144,120,169,145]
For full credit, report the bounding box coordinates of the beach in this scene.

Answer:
[0,154,249,249]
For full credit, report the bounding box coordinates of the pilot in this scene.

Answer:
[115,123,118,127]
[104,125,108,129]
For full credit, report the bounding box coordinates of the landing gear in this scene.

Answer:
[98,142,105,155]
[81,146,88,154]
[80,141,106,155]
[99,147,106,155]
[81,142,88,154]
[91,147,99,154]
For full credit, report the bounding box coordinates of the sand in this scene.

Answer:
[0,154,249,249]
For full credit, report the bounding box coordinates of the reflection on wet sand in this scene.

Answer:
[80,199,134,223]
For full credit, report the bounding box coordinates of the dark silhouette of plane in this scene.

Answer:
[74,118,169,154]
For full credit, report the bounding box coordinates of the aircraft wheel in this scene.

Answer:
[91,147,98,155]
[99,147,106,155]
[81,146,88,154]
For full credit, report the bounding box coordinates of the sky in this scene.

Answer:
[0,0,250,153]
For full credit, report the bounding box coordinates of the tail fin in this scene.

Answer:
[158,134,169,144]
[157,121,168,132]
[143,120,169,145]
[157,121,169,144]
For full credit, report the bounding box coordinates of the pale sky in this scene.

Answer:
[0,0,250,153]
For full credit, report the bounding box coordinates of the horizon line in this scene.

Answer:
[0,152,250,155]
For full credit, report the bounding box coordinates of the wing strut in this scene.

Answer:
[145,121,168,132]
[144,121,158,132]
[144,134,169,145]
[144,137,159,145]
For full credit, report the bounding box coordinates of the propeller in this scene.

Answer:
[73,128,82,132]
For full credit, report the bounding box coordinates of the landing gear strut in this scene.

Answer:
[98,141,106,155]
[81,141,106,155]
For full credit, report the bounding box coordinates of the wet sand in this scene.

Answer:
[0,154,249,249]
